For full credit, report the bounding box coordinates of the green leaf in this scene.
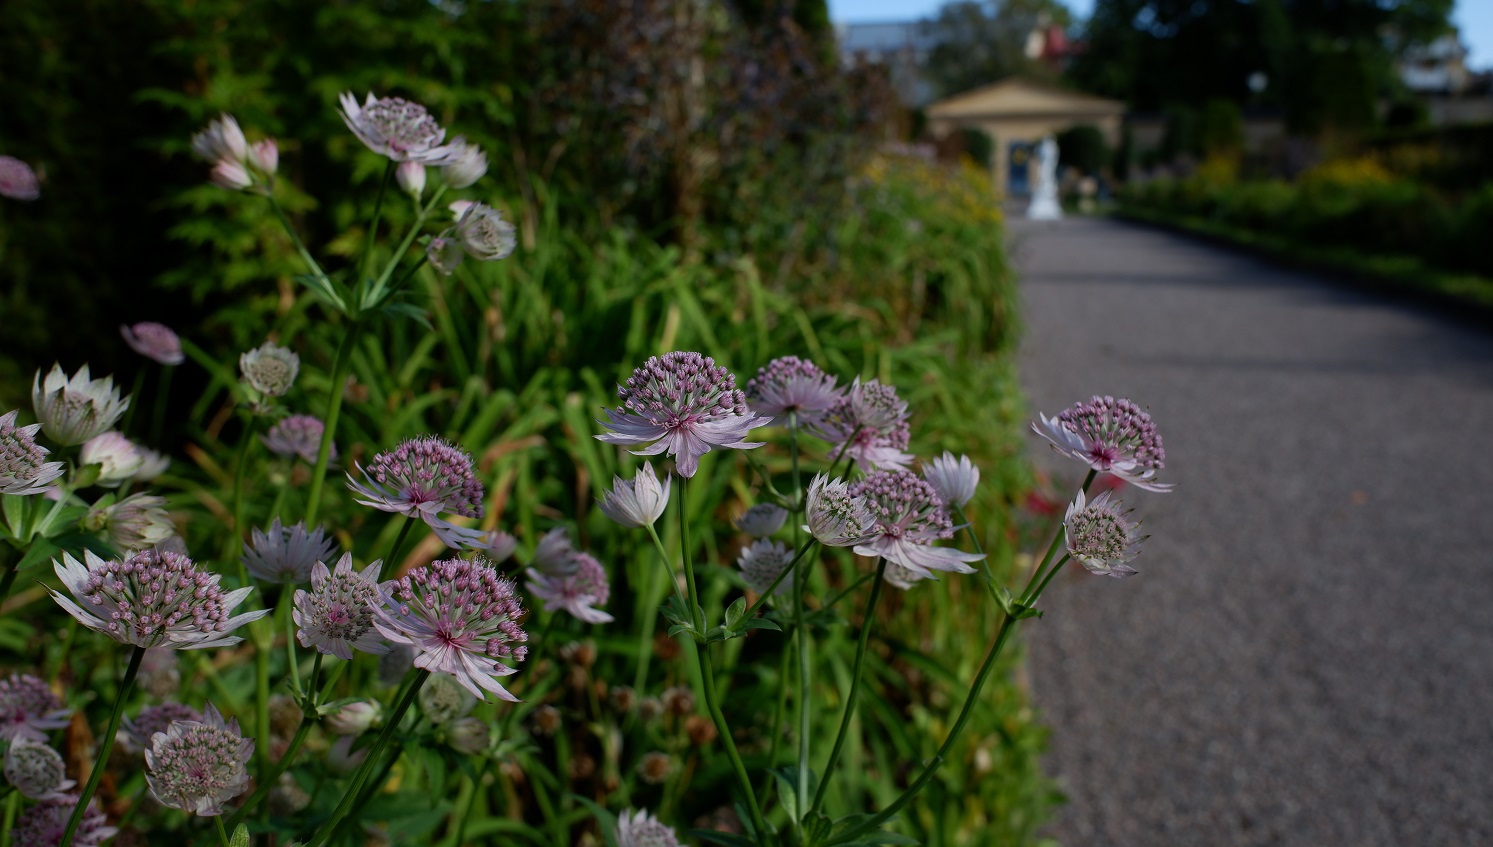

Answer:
[744,618,783,632]
[570,794,620,847]
[802,811,834,846]
[772,767,799,823]
[724,596,747,629]
[689,830,758,847]
[16,537,61,572]
[229,823,250,847]
[2,493,27,538]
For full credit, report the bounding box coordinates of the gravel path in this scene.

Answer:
[1010,216,1493,847]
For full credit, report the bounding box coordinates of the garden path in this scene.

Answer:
[1010,215,1493,847]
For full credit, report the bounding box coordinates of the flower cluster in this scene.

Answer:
[120,322,185,366]
[810,379,914,472]
[84,492,175,552]
[243,518,338,584]
[0,409,65,496]
[49,549,267,649]
[616,808,682,847]
[374,557,528,700]
[1035,395,1171,492]
[11,796,117,847]
[851,470,984,582]
[736,539,794,597]
[145,702,254,816]
[240,341,300,399]
[348,436,486,548]
[428,201,517,274]
[294,553,390,661]
[0,674,70,742]
[192,113,277,192]
[526,551,614,625]
[339,93,454,164]
[744,355,842,424]
[597,351,768,478]
[1064,490,1144,578]
[261,414,333,463]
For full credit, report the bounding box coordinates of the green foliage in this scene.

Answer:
[1197,99,1244,156]
[959,129,996,170]
[920,0,1071,98]
[1056,124,1108,175]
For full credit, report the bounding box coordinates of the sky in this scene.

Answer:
[827,0,1493,69]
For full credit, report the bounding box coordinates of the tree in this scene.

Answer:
[920,0,1073,98]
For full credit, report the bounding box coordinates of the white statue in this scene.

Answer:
[1026,135,1063,221]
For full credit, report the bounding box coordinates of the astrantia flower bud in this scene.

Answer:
[49,549,268,649]
[248,139,278,177]
[326,735,366,774]
[734,503,787,537]
[1064,490,1144,578]
[526,552,613,624]
[446,716,490,755]
[133,447,171,482]
[0,156,41,201]
[86,492,175,552]
[145,702,254,816]
[374,557,528,701]
[191,114,248,164]
[120,322,185,366]
[617,808,682,847]
[744,356,842,424]
[338,92,453,164]
[137,648,183,700]
[1035,396,1172,492]
[293,553,389,660]
[923,452,979,509]
[261,414,333,464]
[210,158,253,191]
[419,673,477,724]
[325,701,382,736]
[599,462,670,528]
[244,519,337,584]
[803,474,877,548]
[439,137,488,189]
[4,740,71,799]
[12,796,117,847]
[120,702,202,754]
[32,364,130,447]
[240,341,300,398]
[426,235,464,276]
[348,436,486,549]
[453,202,516,261]
[80,431,144,488]
[396,161,426,198]
[0,409,65,496]
[809,379,913,472]
[596,351,768,478]
[736,539,793,597]
[851,470,984,580]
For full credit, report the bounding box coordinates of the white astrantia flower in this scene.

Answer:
[248,139,278,177]
[85,493,176,552]
[439,137,488,189]
[808,379,914,473]
[210,159,253,191]
[3,740,72,800]
[616,808,682,847]
[598,462,670,528]
[79,431,144,488]
[293,553,390,661]
[338,92,454,164]
[525,552,614,625]
[239,342,300,398]
[452,201,517,261]
[1064,490,1145,578]
[922,452,979,509]
[529,527,579,575]
[31,364,130,447]
[1034,395,1172,492]
[132,447,171,482]
[802,474,878,548]
[0,409,66,496]
[191,114,248,164]
[734,503,787,537]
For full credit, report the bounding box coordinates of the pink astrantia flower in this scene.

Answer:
[86,492,176,552]
[190,115,248,164]
[0,410,66,496]
[882,560,930,590]
[529,527,579,575]
[242,518,338,584]
[261,414,334,464]
[736,539,794,597]
[0,674,71,743]
[851,470,984,580]
[120,702,203,754]
[922,452,980,509]
[12,795,117,847]
[145,702,254,816]
[596,351,768,478]
[120,322,185,366]
[1034,396,1172,492]
[451,201,516,261]
[49,549,268,650]
[802,474,878,548]
[338,92,454,164]
[0,156,41,201]
[810,379,914,472]
[348,436,487,549]
[294,553,390,660]
[525,551,613,625]
[79,431,144,487]
[616,808,682,847]
[373,557,528,700]
[598,462,670,528]
[744,355,842,425]
[1064,490,1144,578]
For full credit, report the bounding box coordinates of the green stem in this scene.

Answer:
[838,611,1020,842]
[1018,470,1095,606]
[150,365,174,447]
[811,556,887,813]
[254,615,272,786]
[62,645,146,846]
[366,184,448,308]
[385,516,414,570]
[225,412,258,578]
[2,789,17,847]
[0,564,18,609]
[633,542,665,692]
[121,368,147,437]
[827,423,865,480]
[265,195,337,303]
[304,669,429,847]
[821,571,876,611]
[304,319,363,526]
[759,638,793,799]
[793,523,813,830]
[361,161,397,290]
[453,758,491,847]
[742,537,817,622]
[1027,555,1071,606]
[215,816,231,847]
[642,524,685,604]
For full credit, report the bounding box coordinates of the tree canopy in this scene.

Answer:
[920,0,1074,98]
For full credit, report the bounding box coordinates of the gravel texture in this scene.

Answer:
[1009,216,1493,847]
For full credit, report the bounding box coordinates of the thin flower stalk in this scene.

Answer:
[224,654,322,832]
[1020,469,1096,606]
[812,556,888,813]
[61,645,145,845]
[304,317,363,526]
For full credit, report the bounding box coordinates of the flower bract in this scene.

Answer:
[338,92,454,164]
[598,462,670,528]
[145,702,254,816]
[0,410,65,496]
[1064,489,1145,578]
[243,518,338,584]
[923,451,980,509]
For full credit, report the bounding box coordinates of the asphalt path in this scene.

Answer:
[1009,215,1493,847]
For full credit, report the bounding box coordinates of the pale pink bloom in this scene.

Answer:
[439,137,488,188]
[243,518,338,584]
[426,234,464,275]
[190,114,248,164]
[0,409,65,496]
[882,561,930,590]
[529,527,579,575]
[736,539,793,597]
[0,156,40,200]
[324,701,381,736]
[49,549,268,650]
[210,158,253,191]
[3,740,73,799]
[526,552,613,625]
[133,447,171,482]
[248,139,278,176]
[261,414,334,464]
[31,364,130,446]
[923,452,980,509]
[0,674,70,743]
[11,795,117,847]
[326,735,366,773]
[373,557,528,700]
[86,492,175,552]
[239,341,299,398]
[851,470,984,580]
[347,436,487,550]
[616,808,682,847]
[145,702,254,816]
[596,351,768,478]
[293,553,390,660]
[452,201,516,261]
[810,379,914,472]
[79,431,143,487]
[120,702,202,754]
[598,462,670,528]
[471,529,517,563]
[734,503,787,537]
[802,474,877,548]
[396,161,426,197]
[745,355,843,424]
[338,92,454,164]
[1034,396,1172,492]
[120,322,184,366]
[1064,490,1144,578]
